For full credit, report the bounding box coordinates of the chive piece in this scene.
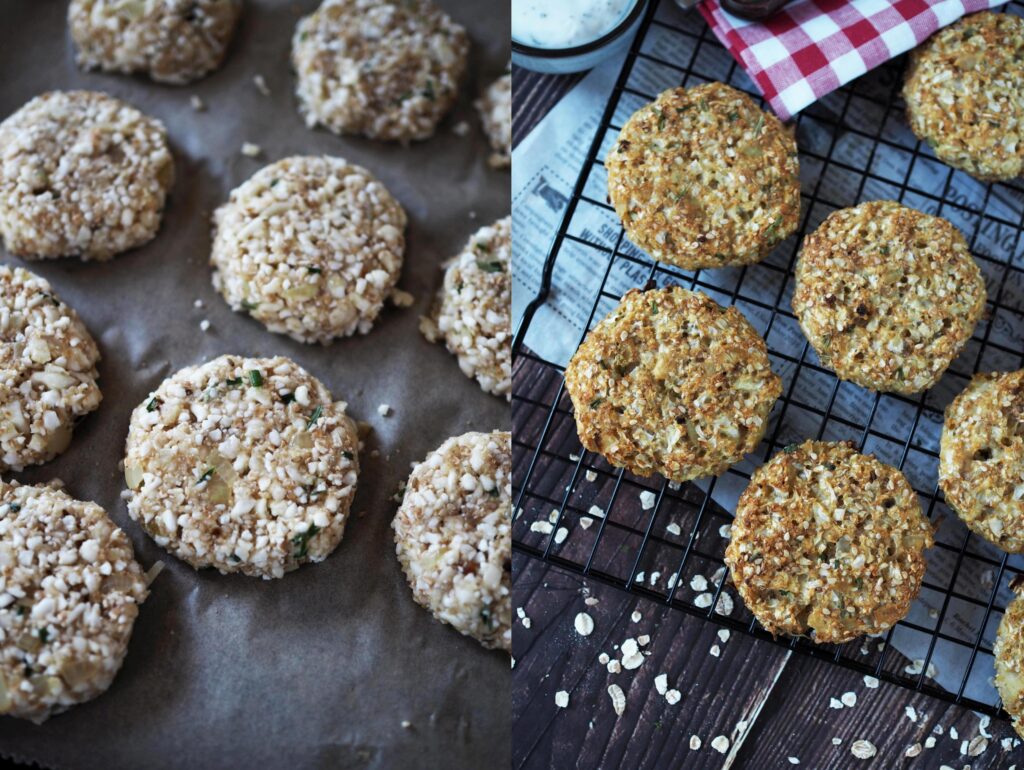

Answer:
[727,111,739,122]
[477,260,504,273]
[487,487,500,497]
[753,114,765,134]
[229,553,241,563]
[38,628,48,643]
[16,606,26,617]
[146,397,161,412]
[783,444,798,453]
[698,97,709,112]
[342,451,354,460]
[8,503,21,513]
[589,397,604,409]
[307,266,322,274]
[270,178,280,187]
[241,299,258,311]
[474,242,491,254]
[292,524,322,558]
[280,392,296,404]
[196,467,216,485]
[421,79,436,100]
[248,370,263,387]
[306,405,323,430]
[225,377,243,387]
[650,301,659,315]
[480,607,493,627]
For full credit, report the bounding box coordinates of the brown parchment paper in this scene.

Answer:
[0,2,510,768]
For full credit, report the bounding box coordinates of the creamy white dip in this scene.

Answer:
[512,0,637,49]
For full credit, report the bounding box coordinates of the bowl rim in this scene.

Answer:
[511,0,647,59]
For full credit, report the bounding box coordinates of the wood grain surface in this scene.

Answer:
[511,69,1023,770]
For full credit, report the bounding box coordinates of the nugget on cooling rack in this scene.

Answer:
[0,90,174,260]
[726,440,934,644]
[0,265,102,472]
[420,217,510,399]
[995,582,1024,739]
[210,156,407,344]
[563,286,781,482]
[793,200,985,395]
[939,370,1024,552]
[904,11,1024,182]
[68,0,242,84]
[476,72,511,168]
[605,82,800,270]
[291,0,469,142]
[0,480,149,722]
[123,355,359,579]
[393,431,511,651]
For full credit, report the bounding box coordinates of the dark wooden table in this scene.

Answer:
[511,68,1022,770]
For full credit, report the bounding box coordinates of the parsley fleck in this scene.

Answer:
[229,553,241,563]
[306,405,323,430]
[196,467,216,485]
[589,397,604,409]
[342,451,354,460]
[480,607,493,627]
[487,487,500,497]
[280,392,296,404]
[225,377,243,387]
[727,111,739,122]
[270,178,280,187]
[753,114,765,134]
[146,397,162,412]
[38,628,48,643]
[421,79,436,100]
[241,299,258,311]
[307,266,322,274]
[9,503,21,513]
[476,260,504,273]
[474,242,491,254]
[783,444,798,453]
[292,524,322,558]
[650,301,659,315]
[16,606,26,617]
[248,370,263,387]
[698,97,709,111]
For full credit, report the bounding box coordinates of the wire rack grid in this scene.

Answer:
[512,0,1024,718]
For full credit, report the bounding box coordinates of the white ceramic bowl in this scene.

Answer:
[512,0,648,75]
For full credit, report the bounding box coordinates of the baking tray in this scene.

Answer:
[0,2,510,768]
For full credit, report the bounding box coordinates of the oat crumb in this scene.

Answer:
[241,142,262,157]
[554,690,569,708]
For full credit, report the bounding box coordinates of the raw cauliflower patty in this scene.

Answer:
[0,265,102,472]
[0,480,149,722]
[68,0,242,85]
[606,82,800,270]
[564,286,781,482]
[940,370,1024,552]
[420,217,511,399]
[476,72,511,169]
[123,355,359,579]
[726,440,934,644]
[291,0,468,142]
[0,90,173,261]
[210,156,407,344]
[793,200,985,395]
[394,431,511,651]
[904,11,1024,182]
[995,586,1024,740]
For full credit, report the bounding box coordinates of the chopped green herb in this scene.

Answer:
[421,79,436,100]
[270,178,280,187]
[764,215,784,242]
[589,397,604,409]
[879,244,890,255]
[292,524,322,558]
[650,301,659,315]
[783,444,798,453]
[146,397,161,412]
[225,377,243,387]
[698,97,709,111]
[480,607,493,628]
[753,114,765,135]
[8,502,21,513]
[656,107,666,130]
[487,487,500,497]
[474,242,491,254]
[280,392,296,404]
[342,451,354,460]
[241,299,259,311]
[248,370,263,388]
[727,111,739,122]
[229,553,241,563]
[16,606,26,617]
[306,405,323,430]
[38,628,48,643]
[476,260,504,273]
[196,467,216,485]
[307,266,322,274]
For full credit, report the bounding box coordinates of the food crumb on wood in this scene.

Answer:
[241,142,262,157]
[694,592,712,608]
[639,490,656,509]
[666,522,681,535]
[452,120,470,137]
[665,689,681,705]
[377,403,392,417]
[718,629,730,643]
[925,736,937,748]
[584,597,599,606]
[199,319,210,331]
[598,652,610,664]
[840,691,857,707]
[654,673,668,695]
[390,289,415,307]
[905,705,918,722]
[691,574,708,591]
[850,740,876,759]
[253,74,270,96]
[607,659,621,673]
[689,736,701,750]
[607,684,625,716]
[787,758,800,765]
[905,743,922,757]
[580,516,593,529]
[588,505,604,518]
[554,690,569,708]
[637,634,650,646]
[401,720,412,729]
[949,726,957,739]
[714,593,734,616]
[710,736,730,754]
[529,521,552,534]
[719,524,732,538]
[863,675,879,688]
[193,298,203,308]
[832,737,842,746]
[968,736,987,756]
[554,526,568,544]
[190,95,205,111]
[829,697,844,709]
[584,470,597,482]
[631,610,641,623]
[574,612,594,636]
[709,644,720,657]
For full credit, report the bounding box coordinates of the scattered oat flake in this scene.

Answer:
[607,659,621,673]
[787,758,800,765]
[666,573,678,589]
[666,522,681,536]
[694,592,713,609]
[377,403,392,417]
[850,740,876,759]
[635,571,645,583]
[199,319,211,332]
[832,737,842,746]
[863,675,879,688]
[530,521,553,534]
[714,593,734,616]
[689,736,701,750]
[925,736,936,749]
[390,289,415,307]
[253,74,271,95]
[522,618,531,629]
[631,610,642,623]
[607,684,625,716]
[709,644,720,658]
[829,697,844,709]
[585,597,599,606]
[718,629,730,643]
[949,726,957,740]
[452,120,470,137]
[241,142,261,157]
[516,607,525,619]
[665,689,681,705]
[968,736,987,757]
[637,634,650,646]
[190,95,205,111]
[639,490,656,509]
[648,571,660,585]
[979,715,991,739]
[401,719,411,728]
[569,454,580,461]
[841,692,857,708]
[585,470,597,482]
[574,612,594,637]
[690,574,708,592]
[554,527,568,544]
[905,705,918,722]
[598,653,610,665]
[719,524,732,538]
[580,517,593,529]
[588,505,605,518]
[554,690,569,708]
[655,673,668,695]
[905,743,922,757]
[960,739,969,755]
[710,736,730,754]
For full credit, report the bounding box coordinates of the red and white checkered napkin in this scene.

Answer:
[698,0,1009,121]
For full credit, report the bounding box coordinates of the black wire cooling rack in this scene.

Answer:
[512,0,1024,718]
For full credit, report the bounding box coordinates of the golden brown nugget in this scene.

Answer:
[995,582,1024,739]
[726,440,934,644]
[793,200,985,395]
[564,286,781,482]
[606,82,800,270]
[939,370,1024,552]
[904,11,1024,182]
